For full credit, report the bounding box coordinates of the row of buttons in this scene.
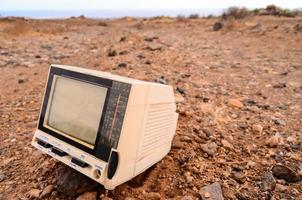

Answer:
[37,139,89,168]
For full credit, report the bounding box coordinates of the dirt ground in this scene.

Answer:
[0,15,301,200]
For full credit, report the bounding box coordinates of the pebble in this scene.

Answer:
[228,99,243,108]
[273,83,286,88]
[107,49,117,57]
[76,191,97,200]
[172,141,184,149]
[232,171,246,184]
[275,183,288,192]
[143,192,161,200]
[155,77,167,84]
[18,77,27,84]
[221,139,234,150]
[27,189,41,198]
[265,133,281,148]
[252,124,263,134]
[117,63,127,68]
[0,173,6,182]
[246,160,256,169]
[146,44,162,51]
[260,172,276,192]
[200,142,218,156]
[181,196,193,200]
[40,185,54,198]
[184,172,193,183]
[199,182,223,200]
[272,117,286,126]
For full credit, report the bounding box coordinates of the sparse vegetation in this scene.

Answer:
[222,6,250,20]
[188,13,199,19]
[221,5,299,20]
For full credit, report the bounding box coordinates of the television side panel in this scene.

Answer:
[134,84,178,176]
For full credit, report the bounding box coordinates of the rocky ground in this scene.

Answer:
[0,15,301,200]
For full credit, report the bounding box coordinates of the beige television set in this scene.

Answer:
[32,64,178,190]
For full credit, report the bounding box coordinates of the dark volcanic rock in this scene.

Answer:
[272,164,302,183]
[56,166,98,196]
[213,22,223,31]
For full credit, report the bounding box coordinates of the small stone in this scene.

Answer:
[146,44,162,51]
[145,60,152,65]
[181,195,193,200]
[143,192,161,200]
[176,87,185,96]
[265,134,281,148]
[172,141,183,149]
[27,189,41,198]
[232,171,246,184]
[204,192,211,198]
[247,160,256,169]
[184,172,193,183]
[175,93,185,103]
[155,77,167,84]
[272,117,286,126]
[18,77,27,84]
[273,83,286,88]
[221,139,234,150]
[228,99,243,108]
[200,142,218,156]
[40,185,54,198]
[76,191,97,200]
[107,49,117,57]
[117,63,127,68]
[272,163,302,183]
[252,124,263,134]
[213,22,223,31]
[275,183,288,192]
[0,173,6,182]
[180,136,191,142]
[199,182,223,200]
[260,172,276,192]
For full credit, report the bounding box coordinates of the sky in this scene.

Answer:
[1,0,302,10]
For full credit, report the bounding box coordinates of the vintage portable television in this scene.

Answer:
[31,64,178,189]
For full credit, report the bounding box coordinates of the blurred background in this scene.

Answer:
[1,0,302,18]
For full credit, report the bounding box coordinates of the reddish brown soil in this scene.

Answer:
[0,16,301,199]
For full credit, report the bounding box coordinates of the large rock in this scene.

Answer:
[199,182,224,200]
[56,165,98,196]
[272,163,302,183]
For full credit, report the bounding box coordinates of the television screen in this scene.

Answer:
[44,75,107,148]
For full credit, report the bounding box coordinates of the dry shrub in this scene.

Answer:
[222,6,250,20]
[188,13,199,19]
[176,15,188,22]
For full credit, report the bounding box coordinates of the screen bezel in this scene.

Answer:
[38,66,112,161]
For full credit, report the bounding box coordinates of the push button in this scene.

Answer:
[71,157,89,168]
[51,147,67,157]
[37,140,52,148]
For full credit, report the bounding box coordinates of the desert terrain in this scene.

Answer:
[0,14,302,199]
